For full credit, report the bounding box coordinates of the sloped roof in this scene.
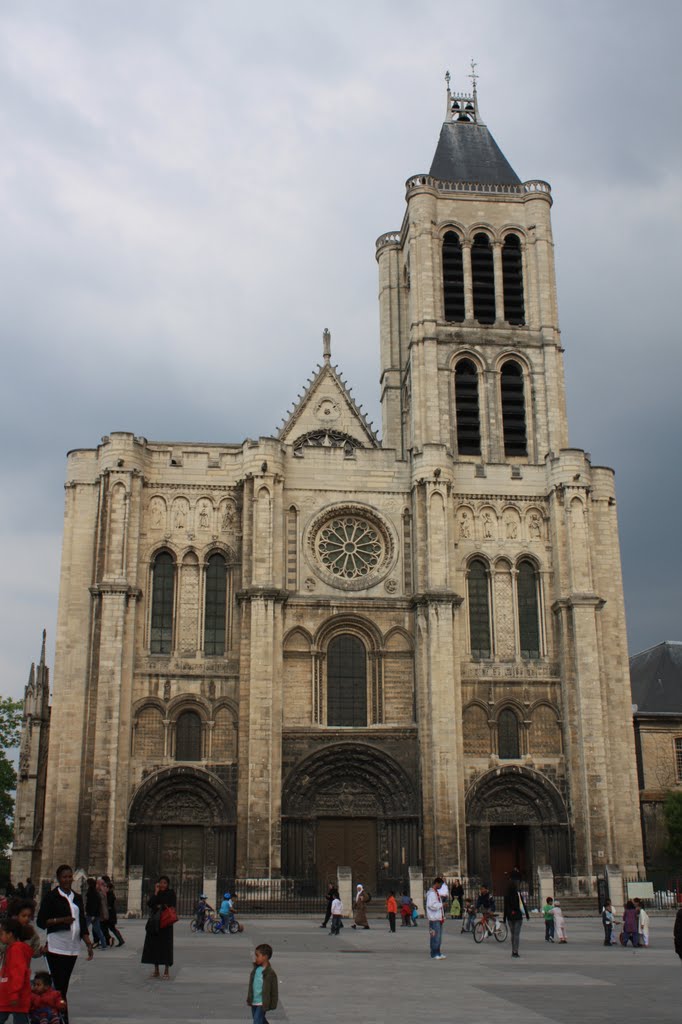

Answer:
[429,121,521,185]
[277,360,379,449]
[630,641,682,713]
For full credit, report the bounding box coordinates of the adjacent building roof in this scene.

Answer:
[429,121,521,185]
[630,641,682,714]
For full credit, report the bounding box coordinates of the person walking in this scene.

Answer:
[105,880,125,947]
[552,901,568,943]
[633,898,650,947]
[141,876,176,979]
[386,892,397,933]
[426,877,446,960]
[36,864,94,1023]
[95,879,111,947]
[673,905,682,962]
[320,882,339,930]
[84,879,106,951]
[399,891,413,927]
[23,882,35,903]
[351,885,370,929]
[503,881,529,959]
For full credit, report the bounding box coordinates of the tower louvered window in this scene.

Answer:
[468,559,491,658]
[517,559,540,659]
[471,233,495,324]
[327,634,367,727]
[455,359,481,455]
[502,234,525,325]
[442,231,465,322]
[204,553,227,655]
[501,361,528,457]
[150,551,174,654]
[498,708,520,759]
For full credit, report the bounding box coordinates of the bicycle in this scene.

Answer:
[208,913,241,934]
[473,913,507,943]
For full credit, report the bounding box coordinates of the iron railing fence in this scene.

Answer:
[142,878,199,917]
[222,878,328,916]
[622,873,682,910]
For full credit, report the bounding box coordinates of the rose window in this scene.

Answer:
[316,517,383,579]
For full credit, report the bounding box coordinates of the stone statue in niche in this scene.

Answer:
[208,680,216,699]
[459,511,472,539]
[482,512,494,539]
[505,517,518,540]
[163,680,171,701]
[221,503,237,533]
[150,499,164,529]
[529,513,542,539]
[199,504,210,529]
[174,505,187,530]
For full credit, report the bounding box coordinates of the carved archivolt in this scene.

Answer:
[282,743,418,818]
[128,766,234,826]
[466,765,568,827]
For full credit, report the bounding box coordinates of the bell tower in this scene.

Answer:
[376,67,567,464]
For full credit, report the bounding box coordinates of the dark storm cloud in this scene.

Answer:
[1,0,680,695]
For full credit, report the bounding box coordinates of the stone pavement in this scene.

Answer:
[60,916,680,1023]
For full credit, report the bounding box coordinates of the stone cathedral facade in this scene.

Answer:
[15,80,644,896]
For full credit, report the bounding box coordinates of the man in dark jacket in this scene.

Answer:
[674,907,682,961]
[503,882,529,958]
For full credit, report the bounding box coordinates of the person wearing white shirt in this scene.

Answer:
[36,865,93,1023]
[426,878,446,959]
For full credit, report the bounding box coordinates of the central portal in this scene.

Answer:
[317,818,377,891]
[489,825,529,894]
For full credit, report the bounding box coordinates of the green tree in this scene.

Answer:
[663,790,682,861]
[0,696,22,858]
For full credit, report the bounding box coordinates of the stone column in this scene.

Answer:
[462,241,474,321]
[492,241,504,324]
[203,865,219,915]
[537,864,554,908]
[128,864,144,918]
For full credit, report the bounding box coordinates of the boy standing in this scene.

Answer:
[246,944,278,1024]
[542,896,555,942]
[386,892,397,933]
[330,895,344,935]
[602,900,615,946]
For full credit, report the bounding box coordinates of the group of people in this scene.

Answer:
[84,877,124,951]
[602,898,651,948]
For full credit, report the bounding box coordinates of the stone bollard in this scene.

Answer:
[337,866,353,918]
[127,864,143,918]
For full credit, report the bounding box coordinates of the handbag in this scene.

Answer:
[160,905,178,929]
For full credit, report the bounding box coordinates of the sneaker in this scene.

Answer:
[512,952,519,958]
[435,954,447,959]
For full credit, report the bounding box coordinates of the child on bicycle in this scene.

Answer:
[219,892,235,930]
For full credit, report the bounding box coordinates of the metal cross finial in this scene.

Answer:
[445,69,451,87]
[469,59,478,90]
[323,327,331,363]
[445,69,452,119]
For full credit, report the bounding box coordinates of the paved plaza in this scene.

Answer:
[59,916,679,1023]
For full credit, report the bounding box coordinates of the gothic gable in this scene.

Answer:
[278,353,379,450]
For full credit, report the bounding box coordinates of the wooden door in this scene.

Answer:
[317,818,377,891]
[160,825,204,883]
[489,826,528,896]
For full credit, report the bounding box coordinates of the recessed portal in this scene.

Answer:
[489,825,529,895]
[317,818,377,892]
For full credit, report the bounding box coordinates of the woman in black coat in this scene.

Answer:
[141,875,176,979]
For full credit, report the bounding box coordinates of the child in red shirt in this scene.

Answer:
[0,918,32,1023]
[386,891,398,933]
[29,972,66,1024]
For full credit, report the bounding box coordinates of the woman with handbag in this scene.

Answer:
[141,875,177,980]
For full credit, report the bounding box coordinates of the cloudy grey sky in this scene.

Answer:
[1,0,680,700]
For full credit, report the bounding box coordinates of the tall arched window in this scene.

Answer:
[517,559,540,659]
[327,634,367,727]
[498,708,520,758]
[467,559,491,659]
[502,234,525,324]
[500,360,528,457]
[442,231,465,322]
[471,233,495,324]
[176,710,202,761]
[204,553,227,655]
[150,551,175,654]
[454,359,481,455]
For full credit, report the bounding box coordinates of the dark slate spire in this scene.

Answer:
[429,67,520,186]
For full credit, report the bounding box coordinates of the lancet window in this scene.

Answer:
[204,553,228,656]
[502,233,525,324]
[500,360,528,457]
[150,551,175,654]
[471,233,495,324]
[517,559,541,659]
[454,359,481,455]
[498,708,521,759]
[468,559,491,658]
[327,634,367,727]
[442,231,465,322]
[175,710,202,761]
